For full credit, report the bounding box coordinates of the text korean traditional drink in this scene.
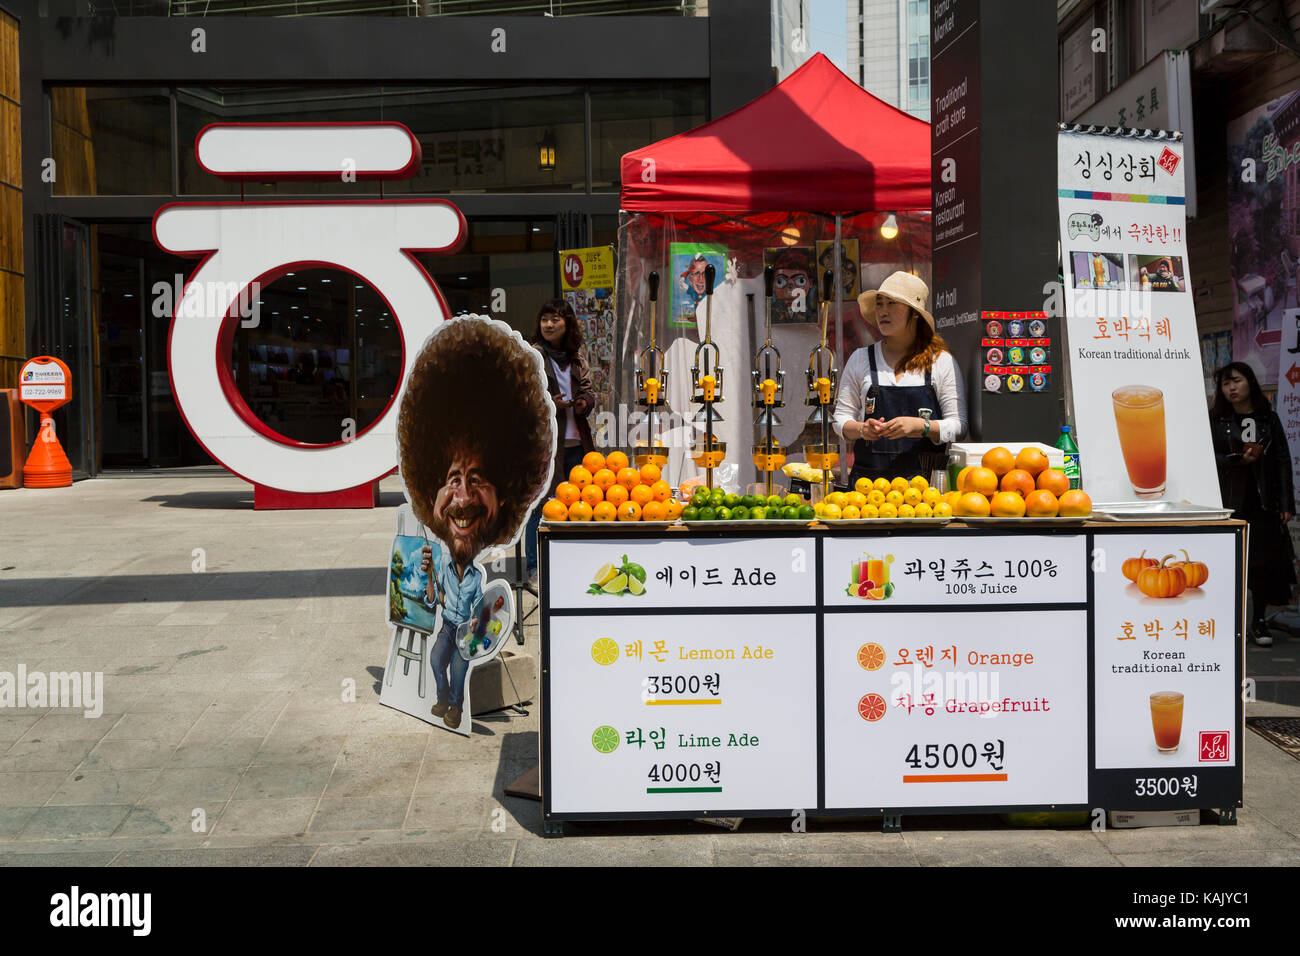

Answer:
[1149,691,1184,753]
[1112,385,1166,497]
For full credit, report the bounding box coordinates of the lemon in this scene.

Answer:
[885,490,905,507]
[601,573,628,594]
[854,476,873,495]
[934,501,953,518]
[910,475,929,492]
[826,491,846,508]
[842,504,861,520]
[846,491,867,508]
[898,503,916,518]
[922,487,941,506]
[591,725,620,754]
[592,563,618,587]
[890,477,909,493]
[822,503,842,520]
[591,638,619,665]
[873,477,891,493]
[878,502,898,519]
[627,576,645,596]
[903,487,922,506]
[914,502,933,518]
[867,489,886,507]
[862,503,879,519]
[814,501,827,517]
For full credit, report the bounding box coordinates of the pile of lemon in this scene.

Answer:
[540,450,686,522]
[817,475,949,520]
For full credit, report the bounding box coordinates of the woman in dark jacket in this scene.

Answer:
[1210,362,1296,646]
[524,299,596,583]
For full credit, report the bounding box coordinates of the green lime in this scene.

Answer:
[591,725,620,753]
[742,494,760,509]
[716,506,732,521]
[627,576,645,596]
[766,494,784,509]
[766,507,784,520]
[731,505,749,521]
[784,493,802,508]
[698,506,716,521]
[692,488,710,504]
[782,506,800,520]
[724,493,741,508]
[798,504,816,520]
[750,506,766,521]
[709,494,725,509]
[601,573,628,594]
[884,582,895,598]
[681,505,699,521]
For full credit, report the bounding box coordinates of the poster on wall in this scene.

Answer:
[1227,91,1300,387]
[1058,128,1222,507]
[559,245,616,417]
[816,239,860,302]
[380,316,555,735]
[669,242,727,328]
[763,246,817,324]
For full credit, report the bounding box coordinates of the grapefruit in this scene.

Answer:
[1058,489,1092,517]
[1037,468,1070,497]
[967,467,999,497]
[955,492,992,517]
[990,491,1026,517]
[981,446,1016,477]
[1024,489,1059,517]
[956,466,974,493]
[1015,446,1050,477]
[1000,468,1035,498]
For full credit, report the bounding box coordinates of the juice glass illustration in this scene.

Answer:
[1112,385,1166,497]
[855,557,889,588]
[1149,691,1184,753]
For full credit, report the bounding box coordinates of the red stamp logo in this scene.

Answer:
[1157,146,1180,176]
[562,253,583,288]
[1199,731,1229,762]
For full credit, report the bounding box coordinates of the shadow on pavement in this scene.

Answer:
[0,567,385,606]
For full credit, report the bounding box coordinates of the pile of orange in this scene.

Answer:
[948,445,1092,519]
[540,450,686,522]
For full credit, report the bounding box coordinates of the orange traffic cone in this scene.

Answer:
[23,413,73,488]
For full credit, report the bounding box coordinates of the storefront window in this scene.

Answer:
[590,82,707,191]
[51,87,172,196]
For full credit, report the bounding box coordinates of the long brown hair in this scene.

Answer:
[531,299,583,356]
[892,309,949,375]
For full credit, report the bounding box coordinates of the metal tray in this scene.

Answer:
[1090,501,1234,522]
[958,516,1089,526]
[680,519,817,529]
[543,520,679,528]
[830,517,953,528]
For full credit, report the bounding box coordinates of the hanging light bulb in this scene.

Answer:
[880,214,899,241]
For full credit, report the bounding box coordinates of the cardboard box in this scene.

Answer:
[950,441,1064,471]
[1107,809,1201,828]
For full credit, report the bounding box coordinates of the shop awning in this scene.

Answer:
[619,53,931,214]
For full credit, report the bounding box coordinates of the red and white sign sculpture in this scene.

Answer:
[153,123,465,508]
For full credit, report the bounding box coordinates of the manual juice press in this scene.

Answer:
[751,266,786,497]
[633,270,668,470]
[804,270,839,499]
[689,264,725,487]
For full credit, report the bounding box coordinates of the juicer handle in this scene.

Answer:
[764,264,775,298]
[704,263,715,296]
[648,270,659,303]
[822,267,834,303]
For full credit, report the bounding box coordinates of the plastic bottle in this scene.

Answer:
[1056,425,1081,490]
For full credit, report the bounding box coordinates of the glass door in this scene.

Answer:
[98,251,148,467]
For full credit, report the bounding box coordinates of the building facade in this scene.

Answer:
[845,0,929,121]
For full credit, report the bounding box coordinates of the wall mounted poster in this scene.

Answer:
[669,242,727,328]
[1227,90,1300,387]
[816,239,860,302]
[1057,129,1222,507]
[764,245,817,324]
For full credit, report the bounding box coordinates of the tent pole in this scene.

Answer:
[834,212,844,478]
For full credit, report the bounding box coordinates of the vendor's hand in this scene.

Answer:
[552,395,572,409]
[881,416,925,440]
[1282,512,1293,525]
[573,397,589,415]
[420,545,432,574]
[861,417,889,441]
[1243,442,1262,463]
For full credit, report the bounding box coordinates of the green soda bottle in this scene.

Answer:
[1056,425,1081,490]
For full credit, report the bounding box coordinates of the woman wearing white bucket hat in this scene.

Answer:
[834,271,967,484]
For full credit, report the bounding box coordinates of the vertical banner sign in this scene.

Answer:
[1058,129,1222,507]
[559,246,617,419]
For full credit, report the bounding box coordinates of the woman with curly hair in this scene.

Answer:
[524,298,596,585]
[397,316,554,728]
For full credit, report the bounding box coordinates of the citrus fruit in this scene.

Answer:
[857,693,887,722]
[592,563,618,587]
[591,637,619,665]
[798,504,816,519]
[605,450,629,472]
[903,487,922,506]
[942,490,961,507]
[650,479,672,502]
[1015,446,1050,477]
[604,484,629,507]
[730,506,749,520]
[922,487,941,506]
[846,491,867,508]
[981,446,1015,477]
[569,466,593,488]
[541,498,567,521]
[933,501,953,518]
[716,506,733,521]
[639,462,661,484]
[616,467,641,490]
[780,505,798,520]
[750,506,767,520]
[885,489,905,508]
[593,501,617,521]
[955,492,991,517]
[582,451,606,474]
[898,503,915,518]
[592,468,617,492]
[956,466,974,493]
[873,477,891,494]
[783,493,801,508]
[681,505,699,521]
[591,725,620,753]
[629,484,653,507]
[580,483,604,508]
[825,491,846,508]
[842,504,861,520]
[855,476,874,495]
[862,503,879,519]
[665,499,684,520]
[914,502,933,518]
[555,481,581,506]
[910,475,929,492]
[857,642,886,671]
[1024,489,1058,517]
[866,586,886,600]
[1037,468,1070,497]
[641,500,667,521]
[967,467,999,496]
[697,506,716,521]
[568,500,593,521]
[990,491,1026,518]
[878,502,898,518]
[1058,489,1092,517]
[627,576,645,596]
[1000,468,1035,498]
[602,573,628,593]
[822,503,842,520]
[890,477,910,494]
[617,501,642,521]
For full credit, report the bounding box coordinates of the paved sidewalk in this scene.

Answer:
[1,473,1297,866]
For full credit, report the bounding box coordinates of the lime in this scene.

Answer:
[766,494,784,509]
[768,507,785,520]
[692,487,710,503]
[797,504,816,520]
[627,576,645,596]
[781,506,799,520]
[592,563,618,587]
[731,505,749,521]
[681,505,700,521]
[724,493,741,508]
[784,493,802,508]
[697,506,716,521]
[750,506,766,520]
[716,506,732,520]
[601,573,628,594]
[709,494,725,509]
[743,494,760,509]
[591,725,620,754]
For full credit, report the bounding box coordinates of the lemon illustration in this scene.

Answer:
[592,563,618,587]
[591,725,620,754]
[591,637,619,665]
[601,573,628,594]
[627,576,645,596]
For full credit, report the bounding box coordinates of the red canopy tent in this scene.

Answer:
[620,52,930,214]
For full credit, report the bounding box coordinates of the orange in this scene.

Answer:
[665,499,684,520]
[605,484,629,507]
[981,446,1015,477]
[555,481,581,506]
[1000,468,1035,498]
[1058,489,1092,517]
[582,450,606,474]
[967,467,999,497]
[617,500,642,521]
[630,484,654,507]
[567,500,593,521]
[1024,489,1059,517]
[990,491,1026,518]
[857,693,887,722]
[568,465,592,488]
[605,450,629,472]
[592,468,618,492]
[857,642,886,671]
[955,492,992,518]
[942,490,961,507]
[650,479,673,502]
[1037,468,1070,497]
[541,498,568,521]
[956,466,974,493]
[639,462,661,484]
[641,500,667,521]
[616,467,641,490]
[592,501,617,521]
[580,483,604,508]
[1015,446,1050,477]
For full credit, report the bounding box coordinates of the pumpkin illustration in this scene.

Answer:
[1170,548,1209,589]
[1137,554,1188,599]
[1122,549,1157,582]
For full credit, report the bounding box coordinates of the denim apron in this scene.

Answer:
[849,346,944,484]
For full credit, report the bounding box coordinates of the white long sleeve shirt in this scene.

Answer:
[832,343,967,446]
